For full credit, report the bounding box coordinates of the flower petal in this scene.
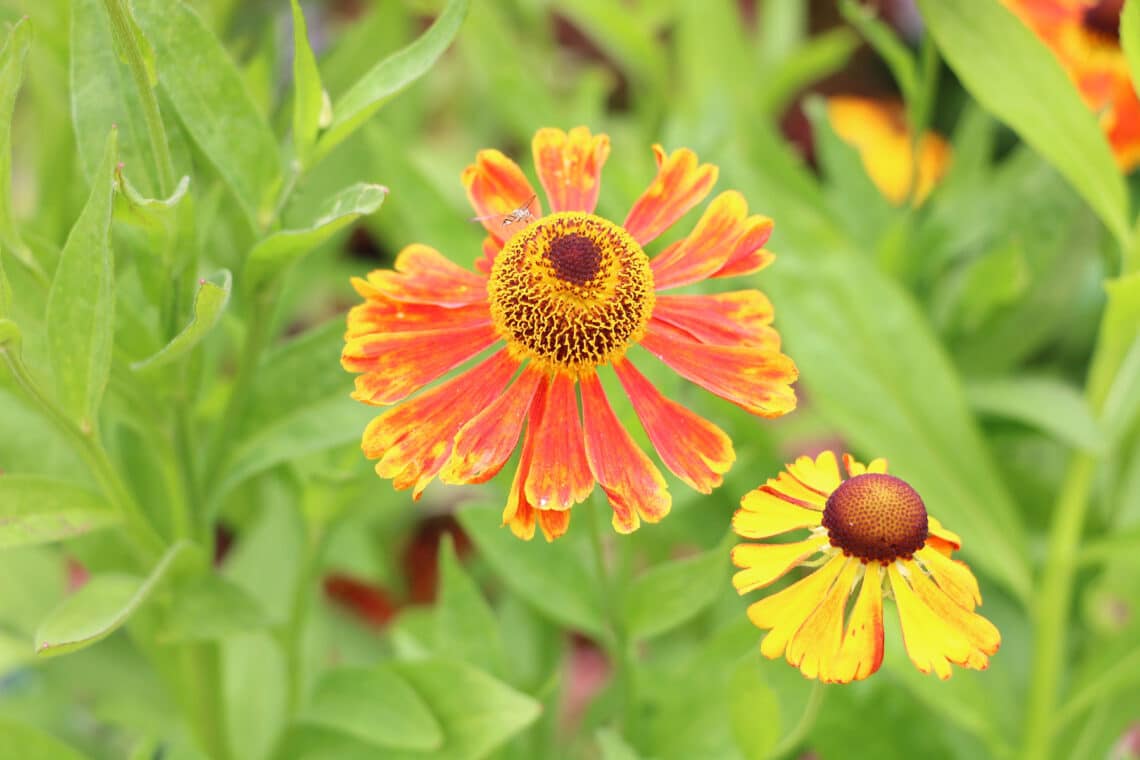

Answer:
[443,365,545,485]
[532,126,611,214]
[733,486,824,539]
[623,145,718,246]
[361,244,488,306]
[345,298,491,341]
[524,373,593,511]
[926,515,962,556]
[537,508,571,541]
[651,291,775,347]
[916,545,982,611]
[360,351,519,498]
[581,371,671,533]
[462,149,542,245]
[787,451,842,496]
[786,557,860,680]
[649,191,773,290]
[746,553,847,660]
[612,358,734,493]
[830,563,885,683]
[730,534,830,593]
[343,322,499,405]
[475,236,500,275]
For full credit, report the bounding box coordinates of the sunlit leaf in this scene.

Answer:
[291,0,325,166]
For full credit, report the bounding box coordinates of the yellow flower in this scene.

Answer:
[731,451,1000,682]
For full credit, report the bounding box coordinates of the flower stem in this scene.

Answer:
[769,680,825,759]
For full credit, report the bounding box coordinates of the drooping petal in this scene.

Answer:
[730,534,830,593]
[747,553,847,660]
[623,145,718,246]
[926,515,962,556]
[462,149,542,245]
[612,358,734,493]
[537,508,571,541]
[502,464,537,541]
[641,324,797,418]
[733,486,824,539]
[345,298,491,341]
[532,126,611,214]
[343,322,499,405]
[443,365,545,485]
[905,561,1000,664]
[830,563,885,683]
[786,557,860,680]
[580,371,671,533]
[360,351,520,498]
[524,373,593,511]
[651,291,775,347]
[916,545,983,610]
[648,191,773,290]
[360,244,488,306]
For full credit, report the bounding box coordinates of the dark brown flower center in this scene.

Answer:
[548,233,602,285]
[821,473,928,563]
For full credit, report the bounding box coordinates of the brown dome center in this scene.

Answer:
[821,473,928,563]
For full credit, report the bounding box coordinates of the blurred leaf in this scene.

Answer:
[918,0,1130,246]
[299,665,444,751]
[551,0,666,96]
[132,270,231,371]
[245,319,345,431]
[937,239,1030,334]
[759,0,808,63]
[291,0,325,166]
[1091,272,1140,414]
[755,28,859,118]
[967,376,1104,453]
[114,169,190,231]
[0,719,91,760]
[133,0,281,227]
[0,251,10,318]
[246,183,386,292]
[1101,332,1140,443]
[596,728,641,760]
[436,535,507,676]
[624,535,730,641]
[1123,0,1140,102]
[727,665,780,760]
[158,574,269,642]
[224,632,287,760]
[0,17,41,280]
[458,504,605,637]
[0,475,119,548]
[45,128,118,426]
[315,0,471,162]
[839,0,916,99]
[35,540,194,657]
[222,486,302,623]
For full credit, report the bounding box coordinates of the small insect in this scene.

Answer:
[470,194,537,227]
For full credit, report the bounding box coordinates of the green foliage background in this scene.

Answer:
[1,0,1139,758]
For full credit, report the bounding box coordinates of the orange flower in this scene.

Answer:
[342,127,798,541]
[731,451,1000,682]
[825,96,952,206]
[1005,0,1140,170]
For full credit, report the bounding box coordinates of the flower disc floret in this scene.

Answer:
[821,473,928,563]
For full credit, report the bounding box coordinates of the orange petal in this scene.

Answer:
[532,126,611,214]
[730,534,830,593]
[462,149,542,246]
[926,515,962,556]
[361,244,488,306]
[443,364,545,485]
[746,554,847,660]
[916,545,982,611]
[612,358,734,493]
[537,507,572,542]
[524,373,593,511]
[829,564,885,683]
[733,486,823,539]
[623,145,718,245]
[649,191,773,290]
[343,322,499,405]
[502,467,537,541]
[580,371,671,534]
[641,325,798,418]
[652,291,775,347]
[786,557,860,680]
[360,351,519,498]
[345,298,491,341]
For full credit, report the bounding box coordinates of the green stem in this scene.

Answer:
[769,680,825,759]
[180,642,232,760]
[282,524,328,714]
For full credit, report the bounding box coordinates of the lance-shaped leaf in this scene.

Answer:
[967,376,1104,453]
[45,128,118,426]
[0,18,42,280]
[113,167,190,232]
[0,251,10,318]
[0,719,91,760]
[291,0,326,166]
[0,475,119,549]
[1124,0,1140,102]
[624,534,731,640]
[244,183,386,292]
[131,270,231,372]
[436,535,507,676]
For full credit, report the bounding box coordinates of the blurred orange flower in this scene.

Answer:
[342,127,798,541]
[731,451,1000,683]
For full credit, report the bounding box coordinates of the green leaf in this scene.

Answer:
[158,574,269,642]
[0,250,11,318]
[0,475,119,548]
[114,168,190,231]
[291,0,325,166]
[1093,272,1140,424]
[839,0,916,99]
[967,376,1104,453]
[1123,0,1140,103]
[0,316,20,350]
[436,535,507,676]
[35,540,194,656]
[0,719,91,760]
[550,0,666,95]
[314,0,471,162]
[755,28,859,118]
[225,632,287,760]
[596,728,641,760]
[0,18,44,281]
[299,665,444,751]
[45,127,118,426]
[245,183,386,292]
[133,0,281,227]
[458,504,606,638]
[727,665,781,760]
[131,270,231,371]
[245,319,345,432]
[937,239,1030,334]
[918,0,1130,247]
[624,535,731,640]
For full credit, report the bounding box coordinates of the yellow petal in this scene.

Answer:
[731,535,829,593]
[733,487,823,538]
[786,451,842,496]
[829,563,885,683]
[787,557,860,680]
[747,553,847,660]
[916,545,982,610]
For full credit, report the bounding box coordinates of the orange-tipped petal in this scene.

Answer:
[537,507,571,542]
[786,557,860,680]
[730,534,830,593]
[747,554,847,660]
[345,298,491,341]
[523,373,593,511]
[360,351,519,498]
[733,486,824,539]
[830,564,885,683]
[580,371,670,534]
[623,145,718,246]
[648,191,773,290]
[343,322,499,406]
[362,244,488,306]
[652,291,775,347]
[462,149,542,245]
[532,127,611,214]
[443,365,545,485]
[926,515,962,556]
[641,324,798,418]
[916,545,983,611]
[612,358,734,493]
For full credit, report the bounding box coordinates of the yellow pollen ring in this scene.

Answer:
[488,212,655,375]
